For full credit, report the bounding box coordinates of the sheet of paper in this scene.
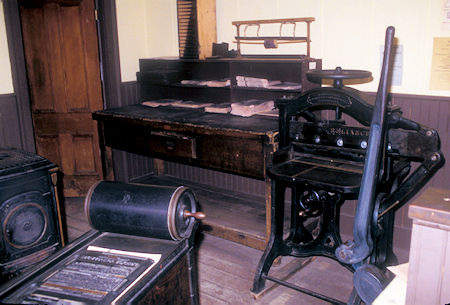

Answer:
[430,37,450,90]
[23,246,161,305]
[372,277,406,305]
[373,263,408,305]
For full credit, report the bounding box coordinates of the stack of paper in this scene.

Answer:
[141,99,212,109]
[141,99,181,107]
[236,76,281,88]
[235,76,302,90]
[204,79,231,87]
[204,103,232,114]
[180,79,230,87]
[230,99,274,117]
[267,82,302,90]
[172,100,213,108]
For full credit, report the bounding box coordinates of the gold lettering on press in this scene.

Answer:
[329,128,369,137]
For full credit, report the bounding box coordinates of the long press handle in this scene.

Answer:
[336,26,395,265]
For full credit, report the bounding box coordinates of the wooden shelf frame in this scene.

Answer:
[232,17,315,57]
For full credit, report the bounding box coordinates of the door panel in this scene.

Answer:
[20,0,103,197]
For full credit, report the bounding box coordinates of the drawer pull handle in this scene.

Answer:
[165,141,175,150]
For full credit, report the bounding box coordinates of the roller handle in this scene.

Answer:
[184,210,206,220]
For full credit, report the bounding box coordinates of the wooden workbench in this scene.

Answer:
[93,104,279,250]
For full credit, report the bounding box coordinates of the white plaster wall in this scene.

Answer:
[2,1,449,96]
[216,0,450,96]
[116,0,179,82]
[115,0,450,96]
[0,0,14,94]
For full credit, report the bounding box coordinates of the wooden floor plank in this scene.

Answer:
[61,197,91,242]
[198,292,228,305]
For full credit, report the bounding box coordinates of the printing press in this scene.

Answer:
[251,26,445,304]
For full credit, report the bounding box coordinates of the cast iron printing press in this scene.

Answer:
[251,26,445,304]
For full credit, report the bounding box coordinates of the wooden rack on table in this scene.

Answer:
[232,17,315,57]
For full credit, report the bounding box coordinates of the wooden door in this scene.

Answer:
[19,0,104,197]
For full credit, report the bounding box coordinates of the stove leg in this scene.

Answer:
[347,288,362,305]
[252,180,287,294]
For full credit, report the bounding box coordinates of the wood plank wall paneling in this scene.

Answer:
[121,81,141,106]
[113,81,153,182]
[393,95,450,189]
[117,82,449,250]
[165,161,267,196]
[0,94,24,149]
[113,150,155,183]
[388,94,450,250]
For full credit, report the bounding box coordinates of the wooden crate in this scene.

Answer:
[406,187,450,305]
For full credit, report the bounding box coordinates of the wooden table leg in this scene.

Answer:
[265,177,272,244]
[154,158,165,176]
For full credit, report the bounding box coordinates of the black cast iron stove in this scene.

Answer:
[251,26,445,304]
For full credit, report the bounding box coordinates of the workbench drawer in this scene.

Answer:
[102,121,196,159]
[147,131,196,159]
[196,134,267,179]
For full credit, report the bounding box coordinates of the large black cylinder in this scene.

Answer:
[84,181,200,240]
